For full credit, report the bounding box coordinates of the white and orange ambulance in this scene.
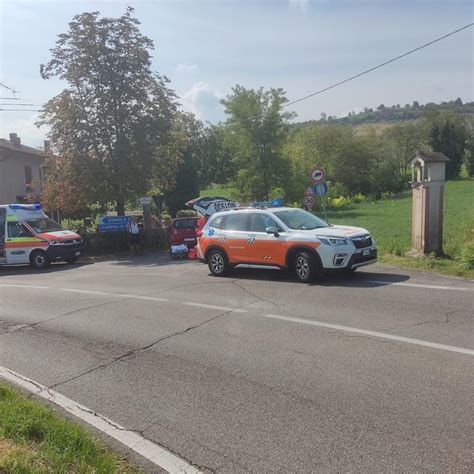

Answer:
[0,204,83,269]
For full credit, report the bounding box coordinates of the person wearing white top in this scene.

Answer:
[128,217,141,255]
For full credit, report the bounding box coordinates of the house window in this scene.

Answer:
[25,166,32,185]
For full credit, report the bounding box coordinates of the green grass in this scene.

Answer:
[0,383,138,473]
[325,180,474,278]
[200,184,239,200]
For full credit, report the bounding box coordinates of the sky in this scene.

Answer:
[0,0,473,147]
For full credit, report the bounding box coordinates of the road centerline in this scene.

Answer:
[183,302,248,313]
[262,314,474,356]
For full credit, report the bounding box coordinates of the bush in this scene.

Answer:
[328,196,352,209]
[176,209,197,218]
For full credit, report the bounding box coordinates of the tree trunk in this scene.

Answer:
[116,199,125,216]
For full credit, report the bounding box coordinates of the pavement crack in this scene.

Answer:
[0,300,122,335]
[231,280,281,312]
[49,307,239,390]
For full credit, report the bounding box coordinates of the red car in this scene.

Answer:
[169,217,199,248]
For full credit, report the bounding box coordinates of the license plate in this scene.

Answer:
[184,238,196,241]
[362,248,371,256]
[75,251,81,256]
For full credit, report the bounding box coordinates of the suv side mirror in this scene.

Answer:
[266,227,279,237]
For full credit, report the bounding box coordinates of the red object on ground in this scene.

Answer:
[187,247,197,260]
[168,217,199,248]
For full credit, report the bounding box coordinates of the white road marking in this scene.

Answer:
[184,302,247,313]
[263,314,474,356]
[0,284,49,290]
[365,280,473,291]
[59,288,168,302]
[0,366,201,474]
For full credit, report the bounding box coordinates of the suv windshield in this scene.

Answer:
[26,218,63,233]
[274,209,329,230]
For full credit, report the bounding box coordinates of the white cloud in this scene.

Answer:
[0,112,48,148]
[176,63,199,74]
[289,0,310,13]
[180,82,224,123]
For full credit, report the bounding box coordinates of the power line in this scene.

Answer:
[0,108,41,112]
[283,23,473,110]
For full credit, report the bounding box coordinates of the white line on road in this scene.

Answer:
[0,366,201,474]
[183,302,248,313]
[59,288,169,302]
[364,281,473,291]
[263,314,474,356]
[0,284,49,290]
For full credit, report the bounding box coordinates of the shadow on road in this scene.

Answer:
[218,268,410,288]
[0,261,93,277]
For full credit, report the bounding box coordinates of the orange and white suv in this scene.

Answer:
[196,206,377,282]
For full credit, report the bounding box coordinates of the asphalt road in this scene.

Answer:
[1,255,473,472]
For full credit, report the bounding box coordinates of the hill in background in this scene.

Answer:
[293,98,474,128]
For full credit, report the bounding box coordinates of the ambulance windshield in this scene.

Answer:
[26,218,63,233]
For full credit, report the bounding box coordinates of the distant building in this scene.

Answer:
[0,133,45,203]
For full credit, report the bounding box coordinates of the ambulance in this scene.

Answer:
[0,204,83,269]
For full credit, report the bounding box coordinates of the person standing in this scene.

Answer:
[128,216,141,256]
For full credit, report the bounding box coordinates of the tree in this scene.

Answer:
[425,109,468,178]
[221,85,295,200]
[377,104,385,111]
[38,8,177,215]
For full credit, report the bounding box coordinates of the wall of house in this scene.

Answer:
[0,149,43,203]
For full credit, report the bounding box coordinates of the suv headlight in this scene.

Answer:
[49,240,64,245]
[317,236,348,246]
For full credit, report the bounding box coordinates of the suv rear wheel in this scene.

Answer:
[208,249,228,277]
[294,251,320,283]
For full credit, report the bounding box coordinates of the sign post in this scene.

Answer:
[139,196,153,246]
[303,195,315,211]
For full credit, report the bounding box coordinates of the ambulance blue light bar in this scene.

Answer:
[250,198,284,208]
[9,204,42,211]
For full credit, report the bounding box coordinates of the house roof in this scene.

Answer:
[0,138,45,158]
[410,151,450,163]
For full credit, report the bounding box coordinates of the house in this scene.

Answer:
[0,133,45,203]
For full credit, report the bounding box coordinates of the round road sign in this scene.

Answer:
[310,167,325,183]
[313,181,329,197]
[303,195,315,208]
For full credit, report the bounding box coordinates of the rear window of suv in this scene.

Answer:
[174,219,198,229]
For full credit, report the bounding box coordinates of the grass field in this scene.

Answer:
[326,180,474,277]
[203,181,474,278]
[0,383,137,472]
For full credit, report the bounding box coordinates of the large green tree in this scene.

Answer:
[425,109,468,179]
[221,85,294,200]
[38,8,177,214]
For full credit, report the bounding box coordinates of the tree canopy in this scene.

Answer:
[38,7,177,214]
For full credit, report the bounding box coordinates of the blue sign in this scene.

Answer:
[313,182,328,197]
[99,216,131,232]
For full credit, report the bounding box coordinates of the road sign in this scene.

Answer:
[303,195,315,208]
[99,216,131,232]
[305,186,315,196]
[310,167,325,183]
[139,196,152,205]
[313,181,329,197]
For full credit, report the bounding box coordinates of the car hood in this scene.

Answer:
[311,225,369,238]
[38,230,81,241]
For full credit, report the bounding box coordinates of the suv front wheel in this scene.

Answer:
[208,249,228,277]
[294,251,320,283]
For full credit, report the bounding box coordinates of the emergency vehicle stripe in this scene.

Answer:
[6,240,48,248]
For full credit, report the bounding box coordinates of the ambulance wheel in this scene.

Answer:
[64,256,79,264]
[30,250,50,270]
[294,251,320,283]
[208,249,228,277]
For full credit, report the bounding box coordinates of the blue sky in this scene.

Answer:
[1,0,472,147]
